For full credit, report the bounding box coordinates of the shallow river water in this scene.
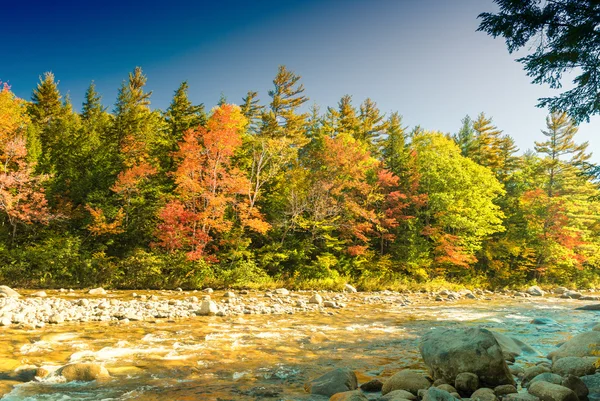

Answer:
[0,290,598,400]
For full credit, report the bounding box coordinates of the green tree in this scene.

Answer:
[412,132,505,273]
[358,98,388,154]
[453,115,475,157]
[535,111,590,197]
[478,0,600,122]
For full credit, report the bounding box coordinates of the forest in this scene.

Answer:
[0,65,598,290]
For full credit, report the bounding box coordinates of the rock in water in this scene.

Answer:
[419,327,514,387]
[87,287,107,295]
[344,284,358,293]
[490,331,539,361]
[380,389,417,400]
[422,387,460,401]
[274,288,289,296]
[577,304,600,310]
[330,390,369,401]
[548,331,600,359]
[198,300,218,316]
[58,363,110,381]
[528,381,579,401]
[382,370,431,395]
[561,375,589,399]
[580,373,599,399]
[454,372,479,397]
[526,286,545,296]
[0,286,20,298]
[309,293,323,305]
[359,379,383,392]
[470,388,497,401]
[552,356,598,377]
[304,368,358,397]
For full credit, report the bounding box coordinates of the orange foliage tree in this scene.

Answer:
[0,82,50,239]
[155,104,269,261]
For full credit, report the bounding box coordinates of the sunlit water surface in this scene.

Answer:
[0,291,598,400]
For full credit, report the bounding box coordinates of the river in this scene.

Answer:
[0,289,598,400]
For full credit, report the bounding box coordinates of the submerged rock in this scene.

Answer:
[577,304,600,311]
[420,327,514,387]
[304,368,358,397]
[58,363,110,382]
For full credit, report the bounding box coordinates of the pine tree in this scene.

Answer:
[381,112,408,176]
[453,115,475,157]
[264,65,309,145]
[471,113,505,175]
[29,72,63,125]
[240,90,263,134]
[357,97,387,152]
[164,81,205,145]
[535,111,590,197]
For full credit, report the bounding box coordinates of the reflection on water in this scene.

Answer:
[0,291,598,400]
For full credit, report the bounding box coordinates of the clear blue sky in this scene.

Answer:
[3,0,598,161]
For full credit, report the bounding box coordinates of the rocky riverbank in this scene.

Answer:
[0,284,598,330]
[305,325,600,401]
[0,284,599,400]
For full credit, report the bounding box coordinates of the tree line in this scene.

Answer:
[0,66,598,289]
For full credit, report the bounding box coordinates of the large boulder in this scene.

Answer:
[577,304,600,311]
[491,331,539,361]
[548,331,600,360]
[419,327,514,387]
[58,363,110,382]
[0,286,20,298]
[382,370,431,395]
[528,381,579,401]
[304,368,358,397]
[552,356,598,377]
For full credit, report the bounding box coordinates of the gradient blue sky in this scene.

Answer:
[3,0,598,160]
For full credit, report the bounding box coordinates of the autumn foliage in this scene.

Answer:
[0,67,598,289]
[155,104,269,261]
[0,83,50,238]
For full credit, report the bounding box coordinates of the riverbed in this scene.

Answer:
[0,289,598,400]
